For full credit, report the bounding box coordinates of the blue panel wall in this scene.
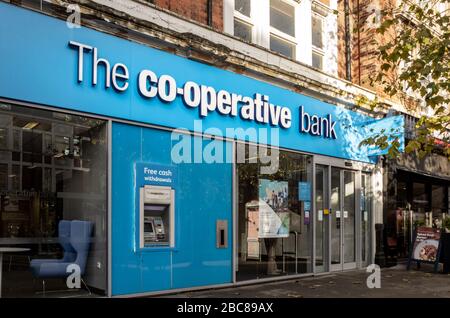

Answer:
[112,122,232,295]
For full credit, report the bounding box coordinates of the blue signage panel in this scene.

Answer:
[135,162,177,188]
[112,124,233,295]
[0,3,404,163]
[298,182,311,201]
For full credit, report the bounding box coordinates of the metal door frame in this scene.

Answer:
[314,156,373,272]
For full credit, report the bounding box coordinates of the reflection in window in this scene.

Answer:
[315,165,328,272]
[412,182,428,213]
[312,15,324,49]
[361,173,371,263]
[234,18,252,42]
[270,0,295,37]
[343,171,355,263]
[432,185,445,214]
[312,51,323,70]
[235,0,251,17]
[0,103,107,297]
[237,145,312,281]
[0,127,8,149]
[270,35,295,59]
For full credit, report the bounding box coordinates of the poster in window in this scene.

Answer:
[298,181,311,202]
[258,179,290,238]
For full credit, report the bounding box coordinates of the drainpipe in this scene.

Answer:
[207,0,213,27]
[357,0,361,85]
[344,0,352,81]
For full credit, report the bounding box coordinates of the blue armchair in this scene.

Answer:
[30,220,93,294]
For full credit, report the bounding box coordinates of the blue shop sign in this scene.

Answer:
[0,2,404,163]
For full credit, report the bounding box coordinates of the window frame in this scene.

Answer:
[225,0,338,73]
[233,0,255,43]
[269,0,298,59]
[311,10,325,70]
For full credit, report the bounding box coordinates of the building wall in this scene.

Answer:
[152,0,224,30]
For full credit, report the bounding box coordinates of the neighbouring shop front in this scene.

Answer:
[0,3,404,297]
[384,153,450,265]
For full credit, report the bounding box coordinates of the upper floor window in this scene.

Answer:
[225,0,338,75]
[270,0,296,59]
[234,0,253,42]
[311,12,324,69]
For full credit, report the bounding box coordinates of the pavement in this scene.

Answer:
[162,263,450,298]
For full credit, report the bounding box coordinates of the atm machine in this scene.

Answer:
[139,185,175,248]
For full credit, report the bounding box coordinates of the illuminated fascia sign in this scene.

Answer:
[69,41,337,139]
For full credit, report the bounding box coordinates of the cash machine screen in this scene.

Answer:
[143,206,169,245]
[144,221,154,234]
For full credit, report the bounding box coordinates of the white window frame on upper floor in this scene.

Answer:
[224,0,338,76]
[233,0,256,43]
[311,10,325,70]
[268,0,299,60]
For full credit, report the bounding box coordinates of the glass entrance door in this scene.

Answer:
[331,168,356,270]
[330,168,341,269]
[317,165,357,272]
[343,170,356,269]
[315,165,329,273]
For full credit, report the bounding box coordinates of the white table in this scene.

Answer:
[0,247,30,297]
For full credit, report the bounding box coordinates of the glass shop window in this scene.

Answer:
[236,145,313,281]
[431,185,446,215]
[412,182,428,214]
[0,103,108,297]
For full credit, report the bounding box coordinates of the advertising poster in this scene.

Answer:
[411,227,441,262]
[258,180,290,238]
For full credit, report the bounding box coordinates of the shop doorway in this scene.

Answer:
[329,168,356,271]
[315,163,367,272]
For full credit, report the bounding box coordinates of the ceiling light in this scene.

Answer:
[22,122,39,130]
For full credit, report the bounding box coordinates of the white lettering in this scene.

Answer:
[112,63,129,92]
[200,85,217,117]
[69,41,93,82]
[217,90,232,115]
[158,75,177,102]
[69,42,337,134]
[138,70,158,98]
[183,81,201,107]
